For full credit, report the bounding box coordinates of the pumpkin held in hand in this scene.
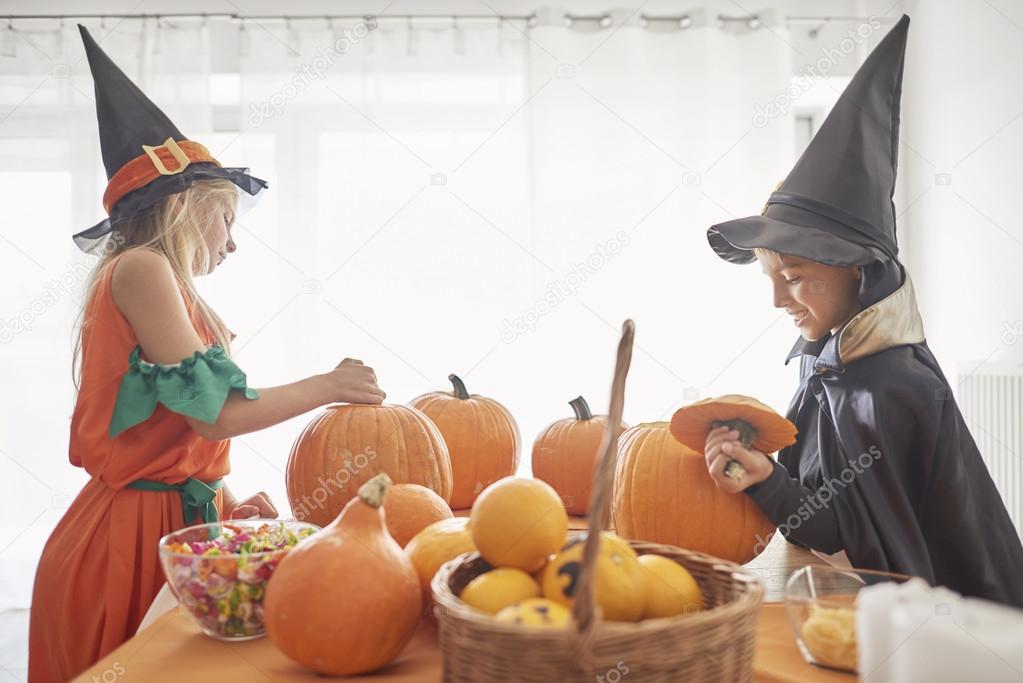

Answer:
[540,532,646,622]
[409,375,520,508]
[531,396,626,515]
[670,394,797,481]
[264,474,422,676]
[285,404,452,527]
[384,483,454,547]
[612,422,776,564]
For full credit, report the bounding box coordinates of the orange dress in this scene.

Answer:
[28,255,232,682]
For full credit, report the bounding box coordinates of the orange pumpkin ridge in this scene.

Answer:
[611,422,775,565]
[286,404,452,527]
[409,375,520,509]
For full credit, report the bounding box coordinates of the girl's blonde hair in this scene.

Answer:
[73,178,239,387]
[753,247,783,266]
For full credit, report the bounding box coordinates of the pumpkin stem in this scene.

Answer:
[448,374,470,400]
[711,418,758,449]
[357,473,392,508]
[569,396,593,420]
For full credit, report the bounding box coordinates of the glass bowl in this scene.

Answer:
[784,564,914,673]
[158,519,319,640]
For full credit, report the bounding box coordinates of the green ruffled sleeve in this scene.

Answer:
[108,345,259,438]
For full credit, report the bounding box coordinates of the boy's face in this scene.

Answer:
[757,252,862,341]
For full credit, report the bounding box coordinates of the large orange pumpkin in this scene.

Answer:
[612,422,775,564]
[409,374,520,509]
[286,404,452,527]
[384,483,453,547]
[264,474,422,676]
[531,396,625,515]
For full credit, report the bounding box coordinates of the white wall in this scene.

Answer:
[900,0,1023,377]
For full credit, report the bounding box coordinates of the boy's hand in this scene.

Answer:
[704,426,774,493]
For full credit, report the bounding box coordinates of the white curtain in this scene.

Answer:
[0,10,795,609]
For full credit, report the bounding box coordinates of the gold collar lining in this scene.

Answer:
[837,272,925,366]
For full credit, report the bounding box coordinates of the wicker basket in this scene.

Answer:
[431,320,765,682]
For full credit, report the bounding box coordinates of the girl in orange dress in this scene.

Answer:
[28,27,386,682]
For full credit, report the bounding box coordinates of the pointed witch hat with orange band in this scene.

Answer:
[73,24,268,252]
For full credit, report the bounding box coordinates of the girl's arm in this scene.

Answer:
[112,249,385,442]
[705,426,843,554]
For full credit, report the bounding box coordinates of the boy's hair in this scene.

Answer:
[73,178,238,387]
[752,247,783,266]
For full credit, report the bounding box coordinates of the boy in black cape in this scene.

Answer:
[703,15,1023,609]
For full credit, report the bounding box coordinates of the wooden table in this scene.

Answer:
[76,519,833,682]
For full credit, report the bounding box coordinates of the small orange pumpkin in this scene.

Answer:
[531,396,626,515]
[612,422,776,564]
[670,394,797,480]
[409,374,520,508]
[264,474,422,676]
[404,516,476,598]
[384,483,454,547]
[285,404,453,526]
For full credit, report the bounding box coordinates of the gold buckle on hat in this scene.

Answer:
[141,137,191,175]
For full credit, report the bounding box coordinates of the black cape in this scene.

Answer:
[747,268,1023,609]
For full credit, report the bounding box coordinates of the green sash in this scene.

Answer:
[127,477,224,526]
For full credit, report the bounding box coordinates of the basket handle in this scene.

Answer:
[571,319,634,635]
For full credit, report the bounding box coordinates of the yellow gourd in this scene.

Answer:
[459,568,541,614]
[637,554,702,618]
[494,598,572,628]
[541,532,646,622]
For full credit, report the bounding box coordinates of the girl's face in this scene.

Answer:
[197,201,237,276]
[757,252,862,341]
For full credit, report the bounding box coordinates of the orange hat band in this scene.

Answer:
[102,138,221,214]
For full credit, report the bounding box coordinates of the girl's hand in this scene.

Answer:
[704,425,774,493]
[322,358,386,405]
[226,491,279,519]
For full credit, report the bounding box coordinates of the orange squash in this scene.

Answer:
[285,404,452,527]
[384,483,454,547]
[264,474,422,676]
[405,516,476,598]
[531,396,625,515]
[470,477,567,572]
[612,422,776,564]
[409,375,520,508]
[670,394,797,480]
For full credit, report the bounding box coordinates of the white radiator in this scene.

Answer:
[957,362,1023,540]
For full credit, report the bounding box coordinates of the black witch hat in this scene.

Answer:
[708,15,910,267]
[74,24,267,252]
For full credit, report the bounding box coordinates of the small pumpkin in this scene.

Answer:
[670,394,797,480]
[286,404,453,527]
[384,483,454,547]
[612,422,776,564]
[494,598,572,628]
[637,554,702,618]
[409,375,520,508]
[531,396,626,515]
[470,477,568,572]
[264,474,421,676]
[404,516,476,598]
[540,532,646,622]
[459,568,541,614]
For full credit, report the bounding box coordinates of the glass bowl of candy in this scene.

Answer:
[159,519,319,641]
[784,565,914,673]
